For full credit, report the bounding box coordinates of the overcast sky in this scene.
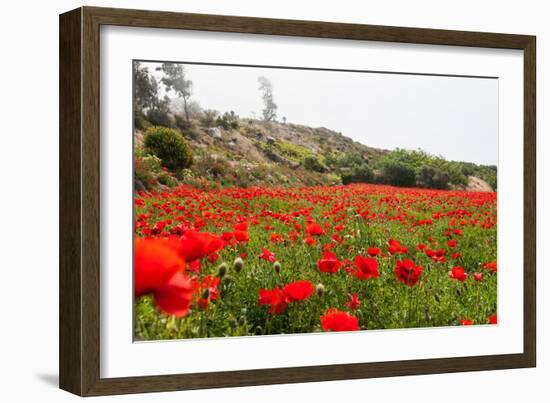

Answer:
[141,61,498,166]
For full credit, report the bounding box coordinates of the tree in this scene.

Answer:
[258,76,278,121]
[160,63,193,121]
[133,62,160,110]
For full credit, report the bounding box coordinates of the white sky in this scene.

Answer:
[141,62,498,165]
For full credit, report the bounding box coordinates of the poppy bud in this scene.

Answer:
[233,257,244,273]
[273,261,281,273]
[217,262,228,278]
[201,288,210,300]
[316,283,325,297]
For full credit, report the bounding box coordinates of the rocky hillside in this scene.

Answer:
[135,118,495,192]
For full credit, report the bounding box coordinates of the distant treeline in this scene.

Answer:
[322,148,497,190]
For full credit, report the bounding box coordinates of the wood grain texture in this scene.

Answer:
[59,8,82,396]
[59,6,537,396]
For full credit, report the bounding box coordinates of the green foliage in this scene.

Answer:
[144,126,193,171]
[376,149,470,188]
[275,142,314,162]
[378,160,417,187]
[341,164,374,185]
[146,107,174,128]
[325,152,365,170]
[303,155,328,173]
[216,111,240,130]
[157,172,178,188]
[416,166,450,189]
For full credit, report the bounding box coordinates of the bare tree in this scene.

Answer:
[258,76,278,121]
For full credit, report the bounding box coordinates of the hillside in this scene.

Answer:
[134,117,495,192]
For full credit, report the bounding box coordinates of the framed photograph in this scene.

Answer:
[59,6,536,396]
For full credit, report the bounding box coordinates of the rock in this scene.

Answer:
[290,161,301,170]
[228,141,236,147]
[134,179,146,192]
[264,148,284,163]
[208,127,222,139]
[266,136,276,144]
[466,176,493,192]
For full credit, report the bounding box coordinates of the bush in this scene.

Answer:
[341,164,374,185]
[303,155,328,173]
[146,108,174,128]
[416,166,449,189]
[134,108,151,131]
[200,109,219,127]
[216,111,239,130]
[378,161,416,187]
[157,172,178,188]
[174,114,192,132]
[144,126,193,171]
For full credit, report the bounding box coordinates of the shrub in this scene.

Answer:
[134,154,162,191]
[157,172,178,188]
[144,126,193,171]
[174,113,192,132]
[378,161,416,187]
[303,155,328,173]
[216,111,240,130]
[134,108,151,131]
[341,163,374,185]
[146,108,174,128]
[416,166,449,189]
[200,109,219,127]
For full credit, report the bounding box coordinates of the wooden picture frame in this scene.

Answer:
[59,6,536,396]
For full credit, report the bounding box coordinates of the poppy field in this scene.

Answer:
[134,183,497,340]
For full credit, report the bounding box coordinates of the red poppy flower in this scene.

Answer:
[221,232,234,242]
[488,314,497,324]
[346,293,361,310]
[460,319,474,326]
[317,251,341,274]
[153,272,194,316]
[134,238,192,317]
[483,261,497,273]
[320,309,360,331]
[175,230,224,262]
[282,280,314,302]
[234,222,248,231]
[394,259,423,286]
[306,222,325,236]
[234,230,250,243]
[448,266,468,282]
[260,248,277,263]
[473,272,483,281]
[367,247,381,257]
[207,252,220,264]
[258,287,287,314]
[447,239,457,248]
[303,236,316,246]
[270,233,284,243]
[353,255,379,280]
